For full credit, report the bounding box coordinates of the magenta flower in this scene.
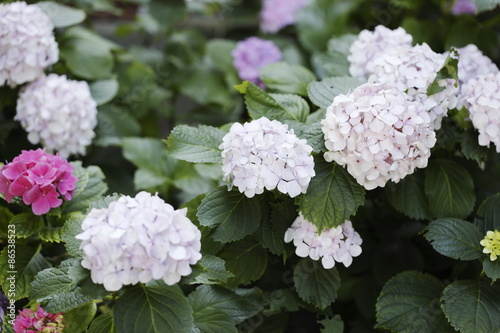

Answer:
[0,149,77,215]
[232,37,282,88]
[451,0,477,15]
[13,305,64,333]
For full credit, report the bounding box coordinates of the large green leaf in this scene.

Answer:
[218,238,268,286]
[95,105,141,146]
[270,94,310,123]
[475,193,500,234]
[63,303,97,333]
[197,187,261,243]
[307,76,362,110]
[257,200,297,255]
[376,271,451,333]
[312,34,356,78]
[61,212,86,258]
[441,280,500,332]
[114,284,194,333]
[385,171,432,220]
[63,162,108,213]
[259,62,316,96]
[37,1,86,28]
[483,259,500,282]
[165,125,227,164]
[87,312,115,333]
[297,158,365,230]
[89,78,119,106]
[293,259,341,309]
[424,218,483,261]
[9,213,44,238]
[424,159,475,219]
[182,254,234,285]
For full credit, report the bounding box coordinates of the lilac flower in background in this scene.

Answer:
[76,191,202,291]
[232,37,282,88]
[13,305,64,333]
[451,0,477,15]
[260,0,310,34]
[0,1,59,87]
[284,213,363,269]
[15,74,98,158]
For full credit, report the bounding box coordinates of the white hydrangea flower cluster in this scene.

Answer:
[367,43,458,130]
[348,25,413,81]
[321,82,437,190]
[460,72,500,152]
[284,212,362,269]
[76,191,202,292]
[15,74,97,158]
[0,1,58,87]
[220,117,315,198]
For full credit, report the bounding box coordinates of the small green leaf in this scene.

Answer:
[427,49,458,95]
[483,259,500,282]
[293,259,341,309]
[61,213,86,258]
[376,271,450,333]
[206,39,237,74]
[38,226,63,243]
[63,303,97,333]
[270,94,310,123]
[89,78,119,106]
[297,158,365,230]
[182,254,234,285]
[307,76,362,110]
[63,162,108,213]
[461,130,489,164]
[474,193,500,234]
[319,315,344,333]
[165,125,227,164]
[441,280,500,333]
[259,62,316,96]
[290,122,326,153]
[87,312,115,333]
[257,199,297,255]
[113,284,194,333]
[218,238,268,286]
[37,1,86,28]
[385,171,432,220]
[424,159,475,219]
[424,218,483,260]
[95,105,141,146]
[197,187,261,243]
[9,213,44,238]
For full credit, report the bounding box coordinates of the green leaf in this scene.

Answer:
[0,207,14,238]
[234,81,309,122]
[61,213,86,258]
[113,284,194,333]
[63,162,108,213]
[473,0,500,12]
[297,158,365,230]
[95,105,141,146]
[165,125,227,164]
[182,254,234,285]
[38,226,63,243]
[197,187,261,243]
[290,122,326,153]
[461,130,489,164]
[63,303,97,333]
[218,238,268,286]
[293,259,341,309]
[424,159,475,219]
[187,285,263,325]
[474,193,500,234]
[89,78,119,106]
[427,49,459,95]
[312,34,356,78]
[88,312,116,333]
[483,259,500,282]
[0,245,51,300]
[307,76,362,110]
[424,218,483,260]
[376,271,450,333]
[257,200,297,255]
[36,1,86,28]
[441,280,500,332]
[259,62,316,96]
[9,213,44,238]
[189,286,238,333]
[206,39,237,74]
[385,171,432,220]
[319,315,344,333]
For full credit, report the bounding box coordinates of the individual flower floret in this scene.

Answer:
[0,149,77,215]
[260,0,310,34]
[232,37,282,88]
[321,82,436,190]
[348,25,413,81]
[284,212,362,269]
[367,43,458,129]
[76,191,202,291]
[13,305,64,333]
[451,0,477,15]
[480,230,500,261]
[220,117,315,198]
[0,1,59,87]
[15,74,98,158]
[460,72,500,152]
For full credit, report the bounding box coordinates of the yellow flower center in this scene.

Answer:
[480,230,500,261]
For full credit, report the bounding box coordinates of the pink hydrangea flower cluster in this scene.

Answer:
[0,1,59,87]
[321,82,436,190]
[76,191,202,291]
[0,149,77,215]
[220,117,315,198]
[284,213,362,269]
[260,0,310,34]
[232,37,282,88]
[13,305,64,333]
[451,0,477,15]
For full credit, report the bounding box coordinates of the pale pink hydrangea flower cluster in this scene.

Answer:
[0,149,77,215]
[284,212,362,269]
[321,82,436,190]
[0,1,58,87]
[76,191,202,291]
[260,0,310,34]
[460,72,500,152]
[15,74,98,158]
[220,117,315,198]
[232,37,282,88]
[13,305,64,333]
